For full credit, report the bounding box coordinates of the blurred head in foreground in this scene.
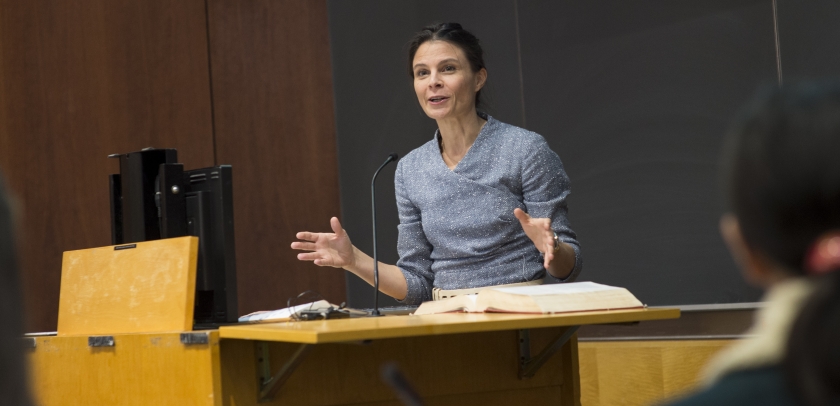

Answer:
[718,82,840,405]
[0,176,33,405]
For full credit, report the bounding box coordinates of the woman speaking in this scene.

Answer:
[292,23,581,305]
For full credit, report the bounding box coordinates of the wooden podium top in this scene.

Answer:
[219,308,679,344]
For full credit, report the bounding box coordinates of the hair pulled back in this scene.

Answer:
[407,22,486,109]
[724,82,840,406]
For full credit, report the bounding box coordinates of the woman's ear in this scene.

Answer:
[475,68,487,92]
[720,214,786,288]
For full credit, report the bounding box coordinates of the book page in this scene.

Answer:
[490,281,619,296]
[479,282,643,314]
[412,294,479,315]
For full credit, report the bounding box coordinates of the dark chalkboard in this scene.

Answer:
[326,0,833,308]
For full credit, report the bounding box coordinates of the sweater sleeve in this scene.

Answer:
[394,162,435,304]
[519,135,583,282]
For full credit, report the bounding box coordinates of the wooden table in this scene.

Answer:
[27,308,678,406]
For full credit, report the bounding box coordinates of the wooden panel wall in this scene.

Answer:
[0,0,342,331]
[0,0,216,332]
[206,0,345,315]
[578,340,733,406]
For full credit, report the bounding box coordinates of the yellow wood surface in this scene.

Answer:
[29,329,579,405]
[219,308,680,344]
[219,327,578,406]
[57,237,199,336]
[31,307,680,405]
[578,339,733,406]
[28,331,222,406]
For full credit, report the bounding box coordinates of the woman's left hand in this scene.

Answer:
[513,208,556,269]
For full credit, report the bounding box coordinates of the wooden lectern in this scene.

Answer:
[27,238,680,405]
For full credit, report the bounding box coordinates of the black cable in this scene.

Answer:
[286,290,325,321]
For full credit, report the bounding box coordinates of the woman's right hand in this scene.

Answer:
[291,217,356,268]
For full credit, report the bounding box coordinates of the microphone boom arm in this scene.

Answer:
[370,153,398,316]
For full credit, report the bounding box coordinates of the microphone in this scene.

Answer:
[371,152,399,316]
[380,362,424,406]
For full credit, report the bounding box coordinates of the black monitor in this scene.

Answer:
[108,148,237,324]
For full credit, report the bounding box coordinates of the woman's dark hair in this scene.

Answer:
[724,82,840,406]
[407,22,486,109]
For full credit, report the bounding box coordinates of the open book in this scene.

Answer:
[413,282,644,316]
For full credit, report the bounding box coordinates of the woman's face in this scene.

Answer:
[412,40,486,122]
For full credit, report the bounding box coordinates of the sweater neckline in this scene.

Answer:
[434,113,494,172]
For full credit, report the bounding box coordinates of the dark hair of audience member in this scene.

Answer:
[0,176,34,406]
[723,82,840,406]
[406,22,486,109]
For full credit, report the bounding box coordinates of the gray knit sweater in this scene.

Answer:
[395,114,582,304]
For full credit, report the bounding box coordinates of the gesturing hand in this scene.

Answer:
[513,208,555,269]
[291,217,356,268]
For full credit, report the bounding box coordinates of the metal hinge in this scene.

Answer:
[180,332,210,345]
[88,336,115,347]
